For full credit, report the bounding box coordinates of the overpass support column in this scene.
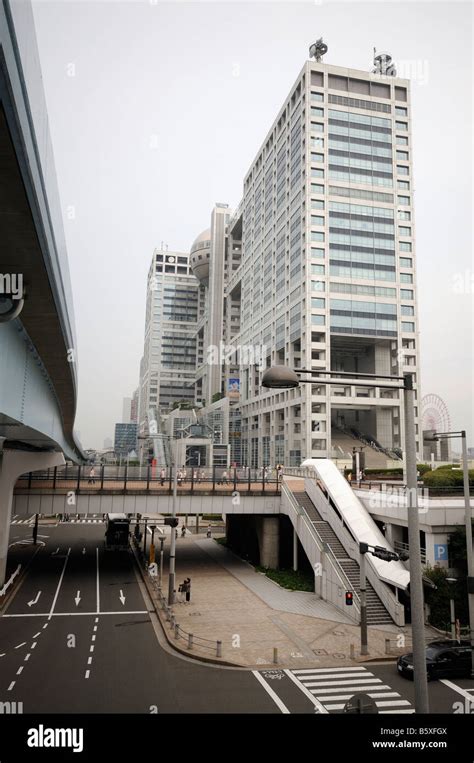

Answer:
[293,527,298,571]
[0,449,65,587]
[258,517,279,569]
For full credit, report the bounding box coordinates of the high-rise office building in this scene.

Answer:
[122,397,132,424]
[137,249,199,449]
[114,422,137,456]
[227,49,420,467]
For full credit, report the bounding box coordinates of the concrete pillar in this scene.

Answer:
[292,527,298,571]
[0,449,65,586]
[258,516,279,569]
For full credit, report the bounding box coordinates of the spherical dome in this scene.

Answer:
[190,228,211,285]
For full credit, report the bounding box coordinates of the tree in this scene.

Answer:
[423,564,468,631]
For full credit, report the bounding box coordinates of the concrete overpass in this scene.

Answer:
[0,0,83,585]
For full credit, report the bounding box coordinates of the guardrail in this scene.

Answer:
[281,483,361,621]
[131,535,223,659]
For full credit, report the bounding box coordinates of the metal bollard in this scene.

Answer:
[385,638,391,655]
[216,640,222,658]
[174,623,179,640]
[188,633,193,650]
[170,614,175,629]
[273,647,278,665]
[350,643,355,660]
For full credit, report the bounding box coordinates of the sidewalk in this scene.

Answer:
[162,534,420,668]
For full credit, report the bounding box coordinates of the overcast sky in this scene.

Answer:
[30,0,473,450]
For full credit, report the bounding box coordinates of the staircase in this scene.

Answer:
[331,430,395,469]
[293,490,393,625]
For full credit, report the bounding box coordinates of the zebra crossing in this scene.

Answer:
[11,516,104,525]
[10,517,34,525]
[291,666,415,714]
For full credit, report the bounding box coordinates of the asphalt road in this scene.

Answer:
[1,522,472,715]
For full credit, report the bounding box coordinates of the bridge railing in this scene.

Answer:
[16,465,281,495]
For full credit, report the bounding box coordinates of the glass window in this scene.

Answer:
[401,305,414,316]
[398,195,410,206]
[397,210,411,220]
[311,122,324,132]
[395,106,408,116]
[311,247,325,258]
[311,91,324,102]
[399,226,411,236]
[312,153,324,163]
[400,257,413,267]
[311,107,324,117]
[397,165,409,176]
[400,242,412,252]
[311,231,325,242]
[396,135,408,145]
[396,151,409,160]
[311,168,324,178]
[395,121,408,130]
[311,264,325,274]
[400,273,413,283]
[400,289,413,299]
[311,215,325,226]
[311,280,325,290]
[401,321,415,332]
[312,297,325,308]
[311,314,325,325]
[311,199,324,209]
[398,180,410,189]
[311,183,324,194]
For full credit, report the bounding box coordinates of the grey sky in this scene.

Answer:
[30,0,473,449]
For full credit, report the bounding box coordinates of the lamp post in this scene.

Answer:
[446,577,457,640]
[158,535,165,589]
[425,429,473,676]
[168,435,178,606]
[149,524,156,564]
[262,365,429,713]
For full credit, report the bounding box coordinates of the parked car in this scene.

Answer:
[397,640,473,681]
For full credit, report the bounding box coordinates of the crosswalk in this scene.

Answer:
[11,516,104,525]
[10,518,34,525]
[290,666,415,714]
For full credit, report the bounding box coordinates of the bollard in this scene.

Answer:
[350,643,355,660]
[216,640,222,658]
[174,623,179,640]
[188,633,193,650]
[385,638,391,655]
[170,614,175,629]
[273,647,278,665]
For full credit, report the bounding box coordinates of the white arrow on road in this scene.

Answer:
[51,547,59,556]
[75,590,81,606]
[119,590,126,606]
[27,591,41,607]
[82,548,86,555]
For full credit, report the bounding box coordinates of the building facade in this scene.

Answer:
[227,57,420,467]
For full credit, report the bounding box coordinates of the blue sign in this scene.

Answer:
[434,544,448,562]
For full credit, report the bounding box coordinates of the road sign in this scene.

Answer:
[343,693,378,714]
[434,544,448,562]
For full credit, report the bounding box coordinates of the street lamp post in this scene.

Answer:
[158,535,165,589]
[168,436,178,606]
[426,429,474,677]
[262,365,430,713]
[446,577,457,640]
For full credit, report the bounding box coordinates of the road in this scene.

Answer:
[1,522,472,715]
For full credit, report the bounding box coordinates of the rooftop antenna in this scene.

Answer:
[309,37,328,63]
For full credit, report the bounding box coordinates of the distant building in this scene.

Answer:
[122,397,132,423]
[114,422,137,456]
[130,388,139,423]
[103,436,113,450]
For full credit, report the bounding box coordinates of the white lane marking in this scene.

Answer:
[7,682,15,691]
[87,657,93,665]
[75,590,81,607]
[283,669,328,714]
[90,645,94,653]
[33,632,41,638]
[16,666,23,675]
[3,610,149,617]
[374,700,411,707]
[96,548,100,614]
[30,642,37,649]
[42,623,48,629]
[252,671,290,714]
[93,625,98,632]
[380,709,415,714]
[314,692,401,702]
[440,679,474,705]
[91,635,96,642]
[51,547,59,556]
[48,547,71,620]
[85,670,90,678]
[310,684,392,695]
[293,667,366,674]
[119,590,126,605]
[0,653,5,658]
[14,642,26,649]
[305,678,382,688]
[24,654,30,661]
[95,617,99,623]
[82,548,86,555]
[299,672,368,681]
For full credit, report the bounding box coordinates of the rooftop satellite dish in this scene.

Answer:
[309,37,328,62]
[372,48,397,77]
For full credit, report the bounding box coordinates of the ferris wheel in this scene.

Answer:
[421,393,451,434]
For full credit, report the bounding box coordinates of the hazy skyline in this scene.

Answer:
[30,0,473,449]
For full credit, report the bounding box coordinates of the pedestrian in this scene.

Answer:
[206,526,211,539]
[200,469,205,483]
[88,466,96,484]
[160,468,165,487]
[184,577,191,604]
[177,582,184,603]
[222,469,229,485]
[347,471,352,483]
[175,528,178,540]
[181,524,186,538]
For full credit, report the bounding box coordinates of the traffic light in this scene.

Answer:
[345,591,353,606]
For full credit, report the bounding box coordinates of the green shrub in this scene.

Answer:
[423,469,474,488]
